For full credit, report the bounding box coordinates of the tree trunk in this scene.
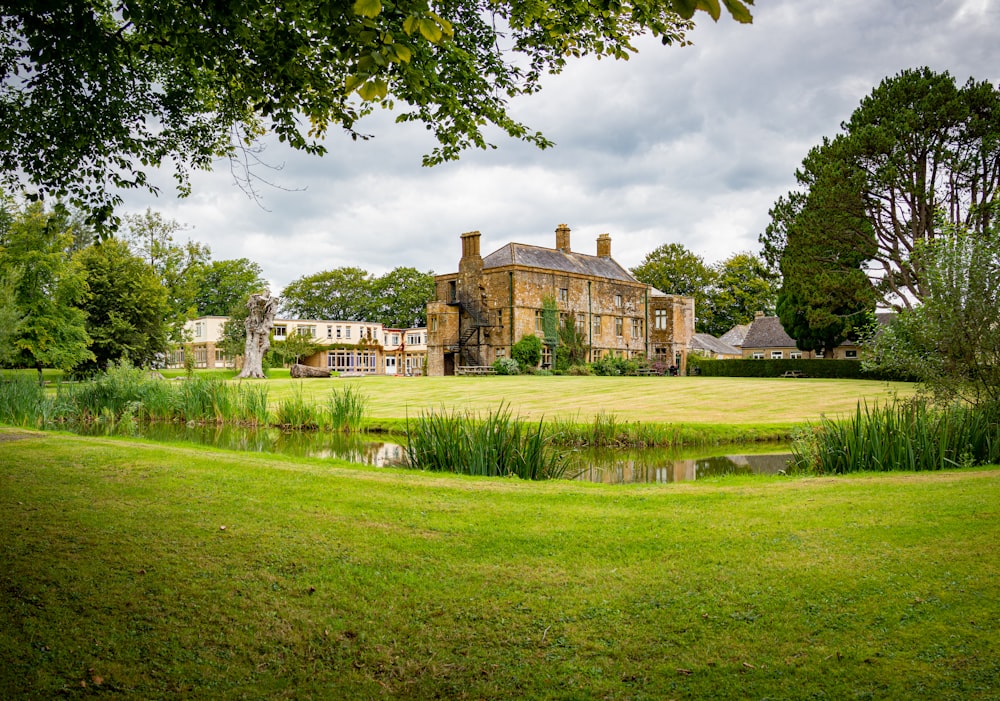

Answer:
[237,292,279,379]
[290,363,331,378]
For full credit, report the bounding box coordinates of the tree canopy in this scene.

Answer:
[0,200,93,378]
[74,238,170,373]
[762,67,1000,311]
[701,252,776,337]
[281,266,433,326]
[192,258,268,317]
[0,0,751,230]
[630,243,715,330]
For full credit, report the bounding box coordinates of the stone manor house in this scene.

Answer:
[425,225,695,376]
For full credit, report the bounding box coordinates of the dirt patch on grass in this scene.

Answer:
[0,429,38,442]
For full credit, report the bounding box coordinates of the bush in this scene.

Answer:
[492,358,520,375]
[511,334,543,369]
[591,356,640,376]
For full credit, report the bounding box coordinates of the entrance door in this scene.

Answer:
[385,356,397,375]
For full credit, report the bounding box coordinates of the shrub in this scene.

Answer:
[592,356,640,376]
[492,357,520,375]
[511,334,543,369]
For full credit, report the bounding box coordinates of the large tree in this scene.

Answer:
[192,258,268,317]
[281,266,434,325]
[119,209,210,341]
[631,242,716,331]
[774,144,877,355]
[701,252,776,337]
[0,1,751,230]
[75,239,170,372]
[763,67,1000,310]
[281,267,374,321]
[368,266,434,328]
[0,200,92,380]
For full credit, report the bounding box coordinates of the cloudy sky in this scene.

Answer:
[122,0,1000,293]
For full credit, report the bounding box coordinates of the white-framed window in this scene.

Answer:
[771,351,783,359]
[297,325,316,337]
[845,349,858,359]
[273,325,287,338]
[790,351,803,360]
[654,308,667,330]
[615,294,623,308]
[592,315,601,335]
[615,317,624,337]
[345,327,351,339]
[631,318,643,338]
[327,325,333,339]
[558,288,568,302]
[752,352,765,359]
[575,312,586,333]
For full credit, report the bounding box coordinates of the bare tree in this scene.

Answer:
[238,292,278,379]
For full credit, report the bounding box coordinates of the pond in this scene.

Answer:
[69,422,793,484]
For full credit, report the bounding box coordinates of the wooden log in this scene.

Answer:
[290,363,331,378]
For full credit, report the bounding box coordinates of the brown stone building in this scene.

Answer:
[425,225,695,376]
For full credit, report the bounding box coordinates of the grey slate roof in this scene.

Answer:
[482,243,639,283]
[691,333,741,357]
[719,324,750,347]
[741,316,797,349]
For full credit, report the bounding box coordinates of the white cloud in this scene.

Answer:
[120,0,1000,293]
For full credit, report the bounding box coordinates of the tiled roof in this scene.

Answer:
[691,333,741,356]
[719,324,750,347]
[482,243,639,283]
[741,316,797,349]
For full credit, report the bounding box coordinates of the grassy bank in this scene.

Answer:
[1,430,997,700]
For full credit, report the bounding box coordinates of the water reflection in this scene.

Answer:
[564,448,792,484]
[69,422,790,483]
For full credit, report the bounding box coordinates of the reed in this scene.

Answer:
[791,399,1000,474]
[273,383,320,428]
[0,374,49,427]
[322,385,368,432]
[236,382,271,426]
[405,404,567,479]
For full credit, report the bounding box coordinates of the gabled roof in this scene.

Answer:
[719,324,750,347]
[741,316,797,349]
[691,333,741,356]
[482,243,639,283]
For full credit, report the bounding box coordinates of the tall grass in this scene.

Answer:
[405,404,567,480]
[238,383,271,426]
[791,399,1000,473]
[0,374,48,427]
[273,383,320,428]
[322,385,368,432]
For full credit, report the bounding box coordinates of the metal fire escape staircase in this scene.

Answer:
[447,299,490,366]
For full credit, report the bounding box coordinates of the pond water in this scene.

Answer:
[69,423,793,484]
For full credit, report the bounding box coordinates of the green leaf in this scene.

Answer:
[722,0,754,23]
[392,44,412,63]
[402,15,419,35]
[352,0,382,19]
[418,18,443,43]
[357,78,387,101]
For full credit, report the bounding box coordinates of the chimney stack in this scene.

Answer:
[460,230,481,260]
[555,223,571,253]
[596,233,611,258]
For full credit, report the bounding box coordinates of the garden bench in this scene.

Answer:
[456,365,496,375]
[780,370,806,378]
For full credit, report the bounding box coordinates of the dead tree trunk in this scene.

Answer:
[238,292,279,379]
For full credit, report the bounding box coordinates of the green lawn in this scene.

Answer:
[262,375,915,425]
[1,429,997,699]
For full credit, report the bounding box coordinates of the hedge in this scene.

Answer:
[686,357,912,381]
